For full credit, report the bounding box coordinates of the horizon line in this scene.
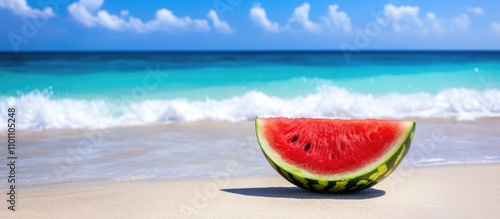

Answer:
[1,49,500,54]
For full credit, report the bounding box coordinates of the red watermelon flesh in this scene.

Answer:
[257,118,412,176]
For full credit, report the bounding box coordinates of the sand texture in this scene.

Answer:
[2,164,500,218]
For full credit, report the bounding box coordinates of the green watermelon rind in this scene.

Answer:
[255,117,416,193]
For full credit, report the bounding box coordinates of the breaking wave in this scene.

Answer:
[1,85,500,131]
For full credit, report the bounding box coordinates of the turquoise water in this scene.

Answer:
[1,51,500,130]
[2,64,497,98]
[1,51,500,185]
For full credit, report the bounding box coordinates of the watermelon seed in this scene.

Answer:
[330,153,337,160]
[291,136,298,143]
[304,143,311,151]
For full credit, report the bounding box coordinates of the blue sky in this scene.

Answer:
[1,0,500,51]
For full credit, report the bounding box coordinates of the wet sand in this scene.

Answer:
[10,118,500,185]
[3,164,499,218]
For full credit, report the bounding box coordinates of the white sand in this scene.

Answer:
[2,164,500,218]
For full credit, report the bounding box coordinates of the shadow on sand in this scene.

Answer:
[221,187,385,200]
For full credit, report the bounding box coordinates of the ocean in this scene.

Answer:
[1,51,500,185]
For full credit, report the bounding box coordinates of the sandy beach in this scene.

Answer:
[2,11,500,219]
[2,164,499,218]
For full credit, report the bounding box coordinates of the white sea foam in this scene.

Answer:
[1,86,500,131]
[407,156,500,167]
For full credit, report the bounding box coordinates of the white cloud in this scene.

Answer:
[78,0,103,11]
[382,4,421,32]
[452,13,470,31]
[153,8,209,31]
[382,4,470,34]
[288,3,321,32]
[492,22,500,35]
[467,7,483,15]
[0,0,54,18]
[207,9,233,33]
[249,4,281,32]
[425,12,445,34]
[95,10,125,30]
[323,4,352,33]
[250,3,352,34]
[67,0,232,33]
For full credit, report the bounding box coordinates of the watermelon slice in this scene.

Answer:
[255,117,415,193]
